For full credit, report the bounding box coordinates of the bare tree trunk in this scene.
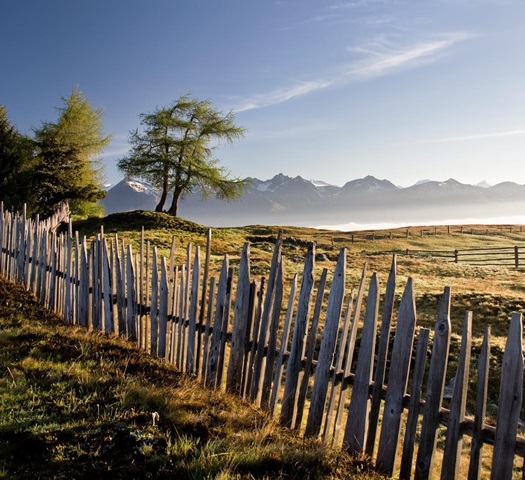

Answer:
[155,191,167,212]
[155,175,169,212]
[167,189,182,216]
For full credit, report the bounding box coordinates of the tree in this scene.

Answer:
[118,94,246,217]
[33,88,111,217]
[0,106,35,210]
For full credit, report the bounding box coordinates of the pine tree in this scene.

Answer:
[0,106,34,210]
[33,88,111,217]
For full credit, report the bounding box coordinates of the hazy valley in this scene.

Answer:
[101,174,525,228]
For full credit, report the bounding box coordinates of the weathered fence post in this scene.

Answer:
[295,268,328,430]
[322,291,353,443]
[366,255,396,456]
[415,286,451,480]
[376,277,416,476]
[186,246,201,375]
[441,311,472,479]
[343,272,379,454]
[126,244,137,339]
[270,273,297,415]
[490,312,523,480]
[400,328,430,480]
[280,243,315,428]
[102,238,112,333]
[331,264,368,446]
[468,326,491,480]
[201,276,216,381]
[206,255,229,389]
[250,232,282,404]
[260,260,284,411]
[196,229,212,378]
[150,247,159,355]
[158,257,169,358]
[226,243,251,394]
[305,249,346,437]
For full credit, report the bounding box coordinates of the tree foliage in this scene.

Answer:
[0,106,34,210]
[118,94,246,216]
[33,88,111,217]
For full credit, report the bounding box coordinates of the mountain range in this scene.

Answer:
[100,174,525,228]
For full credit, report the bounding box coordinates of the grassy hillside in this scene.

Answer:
[74,211,525,422]
[75,211,525,341]
[3,211,525,477]
[0,276,384,480]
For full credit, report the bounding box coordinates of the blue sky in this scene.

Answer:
[1,0,524,188]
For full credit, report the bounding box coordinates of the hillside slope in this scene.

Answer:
[0,276,382,480]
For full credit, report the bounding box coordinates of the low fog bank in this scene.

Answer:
[314,215,525,232]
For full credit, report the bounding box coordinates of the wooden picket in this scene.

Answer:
[226,243,251,395]
[415,287,452,480]
[441,311,472,479]
[376,277,417,475]
[2,205,525,479]
[491,312,523,480]
[468,326,491,480]
[343,272,379,454]
[280,243,315,429]
[304,250,345,437]
[298,267,328,431]
[366,255,396,457]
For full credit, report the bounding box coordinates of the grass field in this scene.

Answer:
[0,276,386,479]
[75,211,525,342]
[74,212,525,421]
[3,210,525,478]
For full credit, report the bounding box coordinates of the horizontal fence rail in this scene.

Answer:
[367,245,525,268]
[334,224,525,243]
[1,203,525,479]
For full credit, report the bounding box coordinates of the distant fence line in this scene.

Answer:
[366,245,525,268]
[2,203,525,479]
[339,224,525,243]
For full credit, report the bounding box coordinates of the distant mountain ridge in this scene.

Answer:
[100,174,525,227]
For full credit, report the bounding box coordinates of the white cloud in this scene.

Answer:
[363,15,394,25]
[328,0,386,10]
[233,31,472,112]
[437,129,525,142]
[103,134,130,158]
[398,129,525,145]
[234,79,332,112]
[345,32,473,78]
[246,121,337,141]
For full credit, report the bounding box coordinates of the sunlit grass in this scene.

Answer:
[0,276,384,479]
[14,211,523,478]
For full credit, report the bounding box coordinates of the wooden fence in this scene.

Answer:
[1,204,525,479]
[341,224,525,243]
[380,246,525,268]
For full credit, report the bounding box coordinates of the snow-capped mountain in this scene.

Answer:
[100,174,525,227]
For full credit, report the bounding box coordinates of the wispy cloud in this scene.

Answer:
[247,121,337,141]
[233,31,472,112]
[234,79,332,112]
[362,15,394,25]
[103,134,130,158]
[283,2,388,30]
[345,31,473,78]
[398,129,525,145]
[328,0,386,10]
